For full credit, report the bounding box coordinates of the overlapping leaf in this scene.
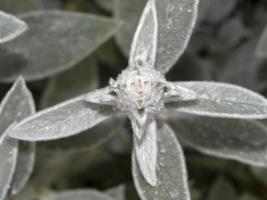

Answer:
[0,10,122,82]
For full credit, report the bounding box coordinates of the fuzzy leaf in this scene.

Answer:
[0,133,18,200]
[49,189,115,200]
[0,77,35,196]
[105,184,126,200]
[132,122,190,200]
[168,114,267,167]
[0,10,122,82]
[169,81,267,119]
[134,120,158,186]
[0,11,27,44]
[0,0,43,14]
[208,177,237,200]
[115,0,199,73]
[8,90,115,142]
[129,0,158,69]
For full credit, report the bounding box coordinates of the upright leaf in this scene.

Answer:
[0,11,122,82]
[132,122,190,200]
[169,81,267,119]
[0,11,27,44]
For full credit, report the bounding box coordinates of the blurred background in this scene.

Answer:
[1,0,267,199]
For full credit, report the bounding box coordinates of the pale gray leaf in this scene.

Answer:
[0,0,43,14]
[105,184,126,200]
[132,122,190,200]
[168,114,267,167]
[0,10,122,82]
[0,11,27,44]
[8,90,115,142]
[115,0,199,73]
[0,133,18,200]
[208,177,237,200]
[170,81,267,119]
[256,25,267,58]
[129,0,157,69]
[134,120,158,186]
[49,189,114,200]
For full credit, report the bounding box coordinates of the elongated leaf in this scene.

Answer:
[0,77,36,196]
[0,0,43,14]
[105,184,126,200]
[208,177,237,200]
[0,133,18,200]
[134,120,158,186]
[49,189,114,200]
[0,11,27,44]
[8,90,115,141]
[256,25,267,58]
[0,11,122,82]
[169,81,267,119]
[115,0,199,73]
[168,114,267,167]
[132,122,190,200]
[129,0,158,69]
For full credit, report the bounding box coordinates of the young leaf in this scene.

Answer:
[49,189,115,200]
[0,10,122,82]
[129,0,158,69]
[0,0,43,14]
[105,184,126,200]
[0,133,18,200]
[169,81,267,119]
[0,11,27,44]
[132,122,190,200]
[207,177,237,200]
[8,91,115,142]
[134,120,158,186]
[115,0,199,73]
[168,114,267,167]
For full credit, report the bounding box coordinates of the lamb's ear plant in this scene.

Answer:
[0,11,27,43]
[0,77,35,200]
[7,0,267,199]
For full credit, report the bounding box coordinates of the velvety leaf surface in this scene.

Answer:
[0,11,27,44]
[115,0,199,73]
[0,10,122,82]
[50,189,115,200]
[207,177,237,200]
[0,0,43,14]
[170,81,267,119]
[0,133,18,200]
[168,114,267,167]
[8,90,115,141]
[132,122,190,200]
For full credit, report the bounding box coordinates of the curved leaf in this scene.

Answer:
[115,0,199,73]
[0,11,27,44]
[0,10,122,82]
[8,90,115,142]
[132,122,190,200]
[169,81,267,119]
[168,114,267,167]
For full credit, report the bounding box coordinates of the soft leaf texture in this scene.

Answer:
[169,81,267,119]
[0,133,18,200]
[132,122,190,200]
[115,0,199,73]
[208,177,237,200]
[8,91,114,141]
[256,25,267,58]
[0,10,122,82]
[0,11,27,44]
[0,0,43,14]
[0,77,35,196]
[129,0,158,69]
[168,114,267,167]
[49,189,115,200]
[134,120,158,186]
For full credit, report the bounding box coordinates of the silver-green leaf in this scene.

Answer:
[0,10,122,82]
[0,11,27,44]
[170,82,267,119]
[132,122,190,200]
